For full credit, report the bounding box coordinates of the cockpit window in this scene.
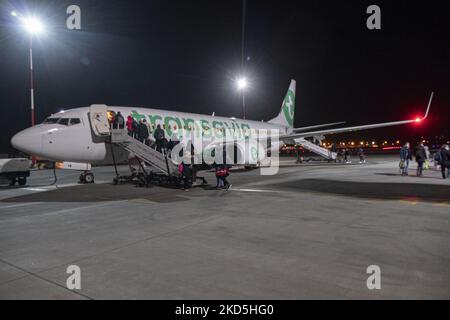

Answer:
[70,118,81,125]
[43,118,60,124]
[43,117,81,126]
[58,118,70,126]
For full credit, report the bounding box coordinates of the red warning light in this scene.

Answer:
[415,117,422,123]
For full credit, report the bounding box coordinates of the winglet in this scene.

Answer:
[423,92,434,120]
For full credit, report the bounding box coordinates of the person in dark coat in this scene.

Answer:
[344,148,350,163]
[154,124,165,152]
[439,144,450,179]
[137,120,149,144]
[180,162,192,191]
[414,142,427,176]
[358,147,366,163]
[400,142,412,176]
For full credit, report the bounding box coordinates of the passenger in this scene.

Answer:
[109,113,116,129]
[132,118,139,139]
[126,116,133,137]
[222,165,232,190]
[215,165,224,189]
[126,116,136,138]
[154,124,165,153]
[180,162,192,191]
[414,142,427,177]
[215,164,231,190]
[400,142,412,176]
[439,144,450,179]
[137,120,150,145]
[433,150,441,170]
[358,147,366,163]
[344,148,351,164]
[142,119,151,145]
[116,111,125,129]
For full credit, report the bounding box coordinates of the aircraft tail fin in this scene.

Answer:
[269,80,296,129]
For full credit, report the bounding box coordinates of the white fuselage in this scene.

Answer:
[11,106,288,164]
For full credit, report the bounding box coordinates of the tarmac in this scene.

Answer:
[0,155,449,299]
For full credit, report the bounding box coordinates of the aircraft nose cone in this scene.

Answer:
[11,127,43,156]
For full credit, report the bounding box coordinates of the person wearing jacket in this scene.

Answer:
[439,144,450,179]
[115,111,125,129]
[400,142,412,176]
[179,162,192,191]
[154,124,166,153]
[137,120,150,145]
[126,116,134,136]
[414,142,427,177]
[215,164,231,190]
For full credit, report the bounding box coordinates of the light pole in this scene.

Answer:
[11,11,45,127]
[236,77,248,119]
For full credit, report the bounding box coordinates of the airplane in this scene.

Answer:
[11,80,433,182]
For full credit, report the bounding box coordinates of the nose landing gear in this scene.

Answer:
[79,171,95,184]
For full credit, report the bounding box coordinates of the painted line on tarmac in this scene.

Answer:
[23,181,110,192]
[128,198,158,205]
[0,202,42,209]
[231,188,283,193]
[39,200,129,218]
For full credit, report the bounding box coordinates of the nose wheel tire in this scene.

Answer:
[18,177,27,186]
[79,172,95,184]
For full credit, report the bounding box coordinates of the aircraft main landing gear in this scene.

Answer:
[79,171,95,184]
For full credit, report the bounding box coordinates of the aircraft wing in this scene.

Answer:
[281,92,434,141]
[292,122,346,133]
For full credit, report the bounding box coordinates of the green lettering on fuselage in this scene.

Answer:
[164,116,182,138]
[131,110,146,122]
[241,123,251,140]
[148,114,163,131]
[212,120,224,138]
[200,120,211,139]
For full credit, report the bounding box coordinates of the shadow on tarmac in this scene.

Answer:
[0,183,190,203]
[276,178,450,202]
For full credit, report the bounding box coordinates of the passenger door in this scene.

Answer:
[89,104,110,136]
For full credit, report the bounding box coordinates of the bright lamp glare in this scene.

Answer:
[22,17,44,35]
[11,11,17,17]
[415,117,422,123]
[23,17,44,34]
[236,78,248,91]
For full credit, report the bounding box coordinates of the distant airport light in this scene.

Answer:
[236,77,248,91]
[23,17,45,35]
[11,11,45,35]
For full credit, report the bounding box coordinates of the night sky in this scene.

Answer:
[0,0,449,153]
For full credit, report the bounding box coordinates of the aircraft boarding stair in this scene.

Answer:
[296,138,336,160]
[110,129,179,177]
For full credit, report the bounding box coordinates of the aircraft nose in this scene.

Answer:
[11,127,43,156]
